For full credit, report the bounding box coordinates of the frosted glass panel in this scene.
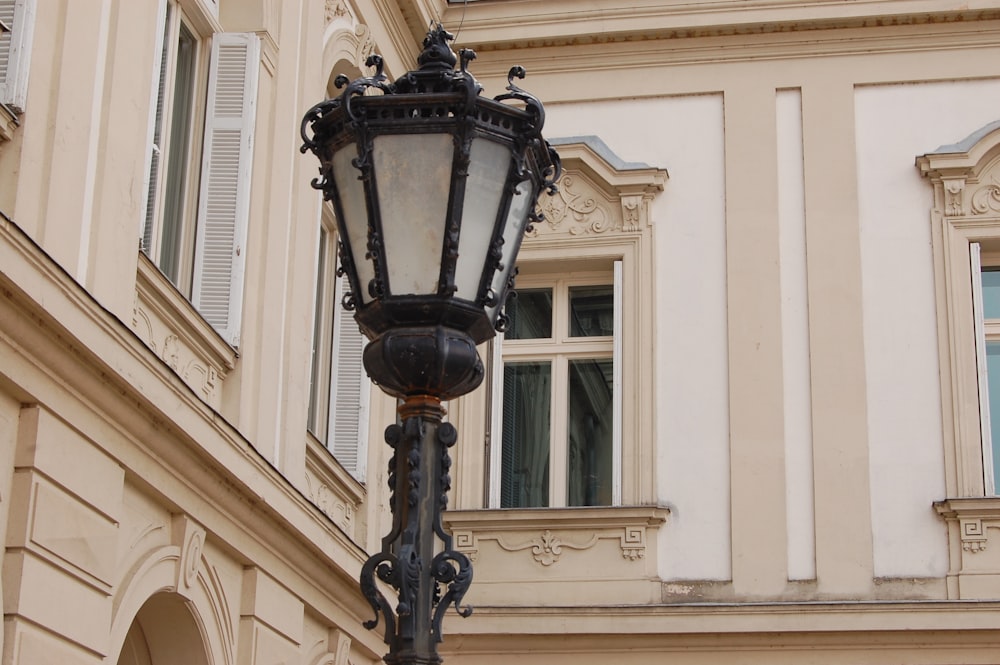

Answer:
[333,145,374,303]
[374,134,453,295]
[455,139,512,300]
[486,179,534,323]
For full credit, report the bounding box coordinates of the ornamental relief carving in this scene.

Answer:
[961,518,988,553]
[131,301,221,403]
[971,179,1000,216]
[943,179,965,217]
[531,173,620,238]
[324,0,350,24]
[454,525,650,566]
[323,3,376,76]
[305,471,355,534]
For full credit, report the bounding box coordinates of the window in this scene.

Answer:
[971,244,1000,495]
[144,5,200,288]
[920,123,1000,596]
[445,136,665,512]
[140,0,260,346]
[0,0,35,113]
[490,266,622,508]
[308,210,370,481]
[918,122,1000,499]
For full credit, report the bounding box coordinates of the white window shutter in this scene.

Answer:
[972,243,997,495]
[329,274,370,481]
[192,32,259,346]
[0,0,36,112]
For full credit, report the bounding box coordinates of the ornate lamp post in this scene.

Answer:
[300,24,560,665]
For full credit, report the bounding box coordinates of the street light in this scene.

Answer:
[300,24,560,665]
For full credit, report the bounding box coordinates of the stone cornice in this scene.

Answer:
[462,20,1000,91]
[444,600,1000,638]
[427,1,1000,51]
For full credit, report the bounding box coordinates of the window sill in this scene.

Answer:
[934,498,1000,599]
[304,432,366,541]
[131,252,236,408]
[0,104,19,142]
[444,505,668,605]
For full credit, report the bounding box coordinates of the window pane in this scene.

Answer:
[501,362,551,507]
[504,288,552,340]
[983,269,1000,319]
[569,285,614,337]
[308,229,331,438]
[987,342,1000,494]
[160,22,198,285]
[567,358,613,507]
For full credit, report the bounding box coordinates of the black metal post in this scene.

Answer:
[361,396,472,665]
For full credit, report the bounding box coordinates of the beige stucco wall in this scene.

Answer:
[2,0,1000,663]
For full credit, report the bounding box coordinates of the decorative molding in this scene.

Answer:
[935,498,1000,598]
[0,104,18,142]
[444,507,667,605]
[304,434,365,539]
[621,524,647,561]
[171,514,206,593]
[495,529,599,566]
[527,137,667,242]
[132,253,235,408]
[961,518,987,553]
[323,6,377,81]
[445,506,668,566]
[971,180,1000,216]
[325,0,350,24]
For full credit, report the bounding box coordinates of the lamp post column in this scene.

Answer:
[362,396,471,665]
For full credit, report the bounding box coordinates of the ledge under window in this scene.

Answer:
[0,104,18,142]
[131,252,236,408]
[935,498,1000,599]
[444,505,668,606]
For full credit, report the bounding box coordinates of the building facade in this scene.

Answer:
[0,0,999,663]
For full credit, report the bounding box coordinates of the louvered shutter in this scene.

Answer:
[329,274,370,480]
[0,0,35,112]
[191,32,259,346]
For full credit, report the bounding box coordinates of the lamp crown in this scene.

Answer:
[417,23,457,70]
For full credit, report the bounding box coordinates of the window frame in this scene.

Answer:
[448,137,665,512]
[307,205,371,481]
[142,0,209,295]
[918,121,1000,499]
[488,264,622,508]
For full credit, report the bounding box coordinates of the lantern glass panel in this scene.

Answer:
[333,144,374,304]
[455,138,512,301]
[486,179,535,323]
[374,133,454,296]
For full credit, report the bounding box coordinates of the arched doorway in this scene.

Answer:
[117,592,211,665]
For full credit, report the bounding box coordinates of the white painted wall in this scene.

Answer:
[777,89,816,582]
[546,94,731,581]
[855,78,1000,578]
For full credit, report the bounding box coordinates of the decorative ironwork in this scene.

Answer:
[301,22,559,665]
